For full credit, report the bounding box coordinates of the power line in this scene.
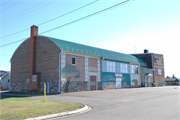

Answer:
[0,38,26,47]
[1,0,13,7]
[0,28,30,39]
[1,0,57,24]
[2,0,48,22]
[40,0,131,34]
[38,0,99,26]
[0,0,99,38]
[1,0,23,12]
[0,0,131,47]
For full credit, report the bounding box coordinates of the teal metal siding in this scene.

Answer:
[121,74,131,86]
[102,60,131,88]
[102,72,116,87]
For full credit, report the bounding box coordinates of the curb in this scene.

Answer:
[24,105,88,120]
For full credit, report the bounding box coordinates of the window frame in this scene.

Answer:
[72,57,76,65]
[33,75,37,81]
[132,65,139,74]
[107,61,115,72]
[158,69,161,75]
[120,63,128,73]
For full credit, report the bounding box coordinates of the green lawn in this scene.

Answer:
[0,97,84,120]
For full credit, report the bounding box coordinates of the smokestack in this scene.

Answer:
[144,49,149,53]
[30,25,38,38]
[29,25,38,90]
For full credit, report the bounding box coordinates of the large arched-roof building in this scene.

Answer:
[10,25,156,93]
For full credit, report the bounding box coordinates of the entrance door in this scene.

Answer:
[90,76,96,90]
[116,78,122,89]
[146,77,148,87]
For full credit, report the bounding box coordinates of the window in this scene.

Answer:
[132,65,139,74]
[123,81,127,85]
[132,74,137,80]
[33,75,37,81]
[158,69,161,75]
[134,82,138,85]
[120,63,128,73]
[107,61,115,72]
[72,57,76,65]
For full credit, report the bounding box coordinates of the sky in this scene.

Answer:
[0,0,180,78]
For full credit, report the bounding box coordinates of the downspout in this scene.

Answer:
[151,53,154,84]
[151,53,154,69]
[9,59,11,91]
[101,57,105,89]
[143,68,146,87]
[59,50,63,93]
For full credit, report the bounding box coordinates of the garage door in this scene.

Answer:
[116,78,122,89]
[90,76,96,90]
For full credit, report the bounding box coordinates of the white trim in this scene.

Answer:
[61,53,66,81]
[58,50,63,93]
[85,57,89,82]
[63,50,100,58]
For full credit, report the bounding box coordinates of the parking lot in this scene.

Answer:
[31,86,180,120]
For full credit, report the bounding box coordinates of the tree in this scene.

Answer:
[166,76,170,79]
[172,74,176,78]
[61,63,80,92]
[61,63,80,81]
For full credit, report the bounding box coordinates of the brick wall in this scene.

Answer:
[35,36,60,82]
[66,54,85,81]
[11,39,30,92]
[88,58,97,72]
[133,54,153,69]
[10,36,61,93]
[153,54,165,82]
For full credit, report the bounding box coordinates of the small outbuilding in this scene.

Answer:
[1,72,10,90]
[165,78,179,85]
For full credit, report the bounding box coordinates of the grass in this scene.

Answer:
[3,91,59,95]
[0,97,84,120]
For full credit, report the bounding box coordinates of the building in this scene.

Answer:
[165,78,179,85]
[10,25,159,93]
[0,70,8,89]
[1,72,10,90]
[131,49,165,86]
[0,70,8,77]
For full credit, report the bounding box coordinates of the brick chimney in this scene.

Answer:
[29,25,38,91]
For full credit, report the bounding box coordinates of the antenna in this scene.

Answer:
[134,45,135,53]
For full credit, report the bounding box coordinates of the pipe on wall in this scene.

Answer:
[59,50,63,93]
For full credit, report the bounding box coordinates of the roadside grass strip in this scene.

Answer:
[0,97,84,120]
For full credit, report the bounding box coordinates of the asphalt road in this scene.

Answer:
[1,86,180,120]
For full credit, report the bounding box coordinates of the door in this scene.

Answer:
[146,77,148,87]
[90,76,96,90]
[116,78,122,89]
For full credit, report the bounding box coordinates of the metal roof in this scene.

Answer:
[47,36,147,64]
[141,66,153,70]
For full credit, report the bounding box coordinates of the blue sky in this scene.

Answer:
[0,0,180,78]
